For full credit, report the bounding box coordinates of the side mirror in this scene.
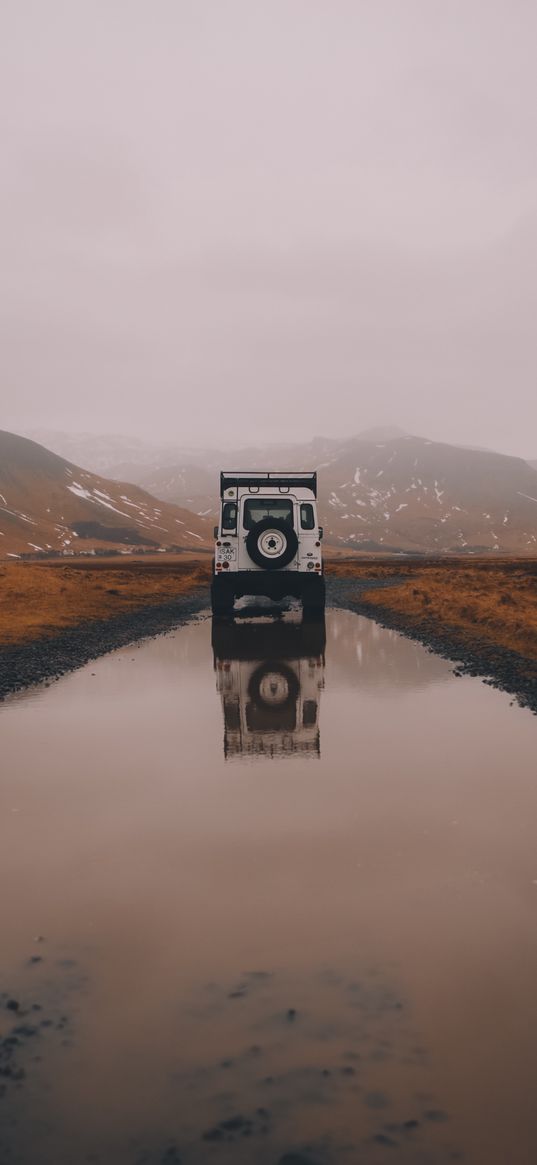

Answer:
[213,526,218,539]
[318,526,324,540]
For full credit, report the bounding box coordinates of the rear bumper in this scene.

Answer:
[213,569,324,600]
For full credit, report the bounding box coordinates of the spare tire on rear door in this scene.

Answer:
[245,516,298,570]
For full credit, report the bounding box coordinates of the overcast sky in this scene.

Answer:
[1,0,536,456]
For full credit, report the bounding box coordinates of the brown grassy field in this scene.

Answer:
[330,557,537,661]
[0,556,211,646]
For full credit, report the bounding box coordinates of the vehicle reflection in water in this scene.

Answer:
[212,614,326,759]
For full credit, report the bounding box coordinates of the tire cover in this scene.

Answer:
[245,517,298,570]
[247,661,300,712]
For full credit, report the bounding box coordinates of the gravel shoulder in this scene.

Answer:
[0,591,208,701]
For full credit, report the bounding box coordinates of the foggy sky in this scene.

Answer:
[1,0,536,456]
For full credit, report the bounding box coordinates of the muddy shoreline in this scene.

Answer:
[0,591,208,701]
[326,576,537,715]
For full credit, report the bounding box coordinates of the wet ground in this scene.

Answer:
[1,606,537,1164]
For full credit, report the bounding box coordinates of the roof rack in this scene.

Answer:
[220,471,317,496]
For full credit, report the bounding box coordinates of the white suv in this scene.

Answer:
[211,471,325,617]
[212,617,326,758]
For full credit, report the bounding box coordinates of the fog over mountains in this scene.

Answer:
[19,427,537,556]
[3,2,536,483]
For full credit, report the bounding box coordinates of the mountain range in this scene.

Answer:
[5,427,537,556]
[139,431,537,553]
[0,430,210,558]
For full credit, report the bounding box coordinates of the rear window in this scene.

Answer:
[221,502,237,531]
[300,503,315,530]
[243,499,294,529]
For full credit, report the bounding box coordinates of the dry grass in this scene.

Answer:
[0,556,211,646]
[329,557,537,661]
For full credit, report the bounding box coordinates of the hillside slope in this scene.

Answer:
[318,435,537,553]
[0,431,211,558]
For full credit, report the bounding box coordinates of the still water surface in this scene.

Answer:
[1,608,537,1165]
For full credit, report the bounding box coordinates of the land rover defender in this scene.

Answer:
[211,471,325,617]
[212,616,326,759]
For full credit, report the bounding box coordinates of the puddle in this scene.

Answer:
[1,608,537,1163]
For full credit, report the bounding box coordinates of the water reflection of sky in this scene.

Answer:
[325,608,452,694]
[2,610,537,1165]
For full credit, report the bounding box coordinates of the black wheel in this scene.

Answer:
[211,577,234,617]
[302,577,325,620]
[245,517,298,570]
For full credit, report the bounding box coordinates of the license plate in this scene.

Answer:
[221,548,236,561]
